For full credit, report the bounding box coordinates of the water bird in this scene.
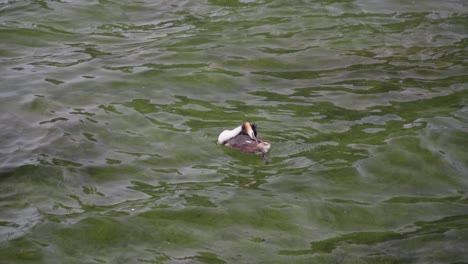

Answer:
[218,122,271,164]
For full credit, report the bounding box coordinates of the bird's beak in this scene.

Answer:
[246,123,258,142]
[249,130,257,142]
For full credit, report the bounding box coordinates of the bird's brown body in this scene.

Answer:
[224,134,270,154]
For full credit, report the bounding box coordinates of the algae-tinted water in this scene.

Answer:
[1,0,468,263]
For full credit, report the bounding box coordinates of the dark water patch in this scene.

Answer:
[66,194,116,214]
[323,79,403,94]
[122,99,158,114]
[105,158,121,165]
[35,24,74,35]
[209,0,256,8]
[201,67,244,77]
[0,27,76,48]
[50,216,153,253]
[384,196,467,204]
[220,172,269,190]
[103,63,210,73]
[326,199,372,206]
[248,90,307,103]
[379,89,468,121]
[258,46,309,54]
[224,57,290,70]
[81,186,105,196]
[44,78,64,85]
[51,158,82,168]
[180,251,226,264]
[0,221,21,229]
[360,136,464,192]
[97,22,170,32]
[98,104,122,114]
[0,237,44,262]
[29,58,92,68]
[129,181,173,199]
[142,62,210,70]
[140,205,298,234]
[181,194,217,207]
[145,116,186,132]
[114,151,162,159]
[75,46,112,59]
[253,70,322,80]
[70,108,95,116]
[82,132,97,142]
[279,214,468,256]
[39,117,68,125]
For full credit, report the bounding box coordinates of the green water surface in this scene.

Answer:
[1,0,468,263]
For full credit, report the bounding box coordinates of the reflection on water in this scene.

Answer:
[1,0,468,263]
